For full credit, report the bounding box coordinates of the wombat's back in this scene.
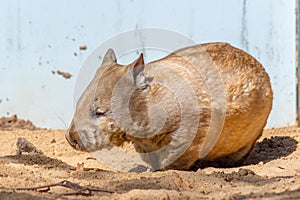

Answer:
[142,43,273,169]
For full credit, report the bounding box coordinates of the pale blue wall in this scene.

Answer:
[0,0,296,128]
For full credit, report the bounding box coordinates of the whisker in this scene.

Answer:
[57,115,68,129]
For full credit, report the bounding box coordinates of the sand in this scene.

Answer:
[0,127,299,199]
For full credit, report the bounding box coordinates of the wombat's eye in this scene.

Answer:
[92,108,106,118]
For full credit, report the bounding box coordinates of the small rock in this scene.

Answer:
[224,175,233,182]
[76,162,84,171]
[16,137,44,155]
[238,168,248,176]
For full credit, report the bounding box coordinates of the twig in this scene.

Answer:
[15,180,121,196]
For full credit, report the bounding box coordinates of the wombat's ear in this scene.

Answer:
[102,48,117,66]
[132,53,149,88]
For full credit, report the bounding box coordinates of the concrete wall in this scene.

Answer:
[0,0,296,128]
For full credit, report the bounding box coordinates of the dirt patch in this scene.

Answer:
[0,115,41,131]
[79,45,87,50]
[56,70,72,79]
[0,127,299,199]
[0,191,46,200]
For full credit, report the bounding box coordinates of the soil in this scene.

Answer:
[0,115,41,131]
[79,45,87,50]
[56,70,72,79]
[0,126,299,199]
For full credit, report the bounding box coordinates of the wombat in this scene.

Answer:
[66,43,273,170]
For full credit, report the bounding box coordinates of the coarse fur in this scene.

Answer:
[66,43,273,170]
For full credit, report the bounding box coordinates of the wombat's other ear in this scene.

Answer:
[102,48,117,66]
[132,53,149,88]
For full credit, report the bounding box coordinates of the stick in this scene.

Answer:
[15,180,122,196]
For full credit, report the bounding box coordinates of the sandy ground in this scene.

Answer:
[0,127,299,200]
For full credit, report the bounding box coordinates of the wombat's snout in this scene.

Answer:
[65,126,87,151]
[65,130,78,149]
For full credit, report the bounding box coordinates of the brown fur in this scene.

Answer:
[66,43,273,170]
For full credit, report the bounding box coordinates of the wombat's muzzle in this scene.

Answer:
[65,128,87,152]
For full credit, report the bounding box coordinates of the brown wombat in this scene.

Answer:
[66,43,273,170]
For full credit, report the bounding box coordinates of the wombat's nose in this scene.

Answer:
[65,129,79,149]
